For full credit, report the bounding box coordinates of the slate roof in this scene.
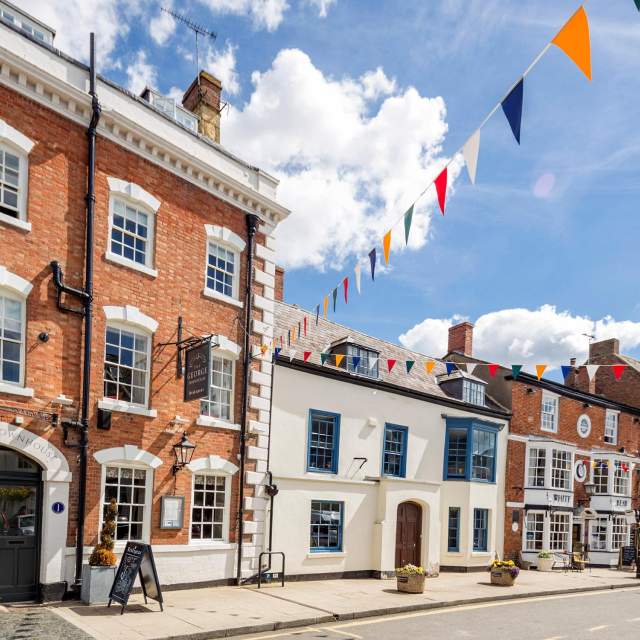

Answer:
[274,301,509,415]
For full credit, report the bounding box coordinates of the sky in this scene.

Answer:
[18,0,640,375]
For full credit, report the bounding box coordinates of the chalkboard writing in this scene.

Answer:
[619,545,636,568]
[108,542,163,614]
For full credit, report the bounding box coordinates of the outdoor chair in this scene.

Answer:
[516,550,534,570]
[554,551,572,573]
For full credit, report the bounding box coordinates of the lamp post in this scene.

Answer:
[172,431,196,474]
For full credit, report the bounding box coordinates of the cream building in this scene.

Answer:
[268,302,511,579]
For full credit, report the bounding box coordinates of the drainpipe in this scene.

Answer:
[236,213,259,584]
[50,34,100,590]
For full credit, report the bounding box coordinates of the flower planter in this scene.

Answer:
[536,556,555,572]
[490,569,516,587]
[81,565,117,604]
[396,573,426,593]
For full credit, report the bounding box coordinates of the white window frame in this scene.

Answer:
[197,335,241,429]
[203,225,245,308]
[611,515,630,551]
[589,516,608,551]
[189,473,231,543]
[94,445,162,548]
[524,442,573,492]
[462,379,485,406]
[0,118,35,232]
[98,305,158,417]
[187,455,239,546]
[541,391,559,433]
[523,510,545,551]
[105,177,160,278]
[613,461,631,497]
[604,410,619,445]
[0,266,33,397]
[549,512,571,552]
[592,458,609,494]
[527,448,546,488]
[551,449,572,491]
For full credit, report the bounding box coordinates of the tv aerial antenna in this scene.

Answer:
[161,8,216,90]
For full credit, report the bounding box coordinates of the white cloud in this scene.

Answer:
[149,8,176,46]
[305,0,337,18]
[223,49,455,269]
[18,0,131,66]
[126,50,157,95]
[196,0,289,32]
[206,42,240,96]
[399,305,640,370]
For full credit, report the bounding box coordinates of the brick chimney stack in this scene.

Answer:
[589,338,620,361]
[182,71,222,143]
[448,322,474,357]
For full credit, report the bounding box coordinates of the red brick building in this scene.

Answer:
[447,322,640,568]
[0,8,287,602]
[568,338,640,409]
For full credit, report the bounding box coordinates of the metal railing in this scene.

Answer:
[257,551,285,588]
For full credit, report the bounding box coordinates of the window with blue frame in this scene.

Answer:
[444,419,499,482]
[382,424,408,477]
[307,410,340,473]
[473,508,489,552]
[447,507,460,552]
[310,500,343,551]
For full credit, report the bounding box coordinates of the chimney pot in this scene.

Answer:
[448,322,474,357]
[182,71,223,143]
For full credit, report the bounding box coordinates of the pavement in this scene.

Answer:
[3,569,639,640]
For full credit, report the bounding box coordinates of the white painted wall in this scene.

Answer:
[270,366,508,577]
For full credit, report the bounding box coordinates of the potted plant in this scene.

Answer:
[536,550,555,572]
[488,559,520,586]
[81,498,118,604]
[396,564,426,593]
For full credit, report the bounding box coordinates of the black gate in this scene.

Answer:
[0,446,42,602]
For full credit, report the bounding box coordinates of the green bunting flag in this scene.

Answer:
[403,205,414,245]
[320,353,329,365]
[511,364,523,380]
[635,0,640,11]
[406,360,415,373]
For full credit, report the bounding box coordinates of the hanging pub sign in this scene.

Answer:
[184,339,210,402]
[108,542,163,614]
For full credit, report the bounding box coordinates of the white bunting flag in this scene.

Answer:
[369,357,379,372]
[586,364,599,381]
[354,262,362,294]
[289,349,297,362]
[466,363,477,376]
[462,129,481,185]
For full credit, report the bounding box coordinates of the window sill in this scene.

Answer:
[203,287,244,308]
[307,551,346,558]
[105,251,158,278]
[0,212,31,232]
[471,551,491,557]
[98,398,157,418]
[540,427,558,433]
[186,541,235,551]
[196,415,240,430]
[0,382,34,398]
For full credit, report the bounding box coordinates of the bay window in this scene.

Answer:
[551,450,571,490]
[444,418,500,482]
[527,448,546,488]
[613,462,630,496]
[593,459,608,494]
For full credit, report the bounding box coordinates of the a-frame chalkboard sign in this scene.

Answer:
[108,542,164,614]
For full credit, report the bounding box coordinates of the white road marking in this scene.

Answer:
[628,617,640,622]
[240,627,320,640]
[588,626,608,632]
[324,627,364,639]
[542,636,567,640]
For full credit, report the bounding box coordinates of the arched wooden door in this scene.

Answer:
[395,501,422,568]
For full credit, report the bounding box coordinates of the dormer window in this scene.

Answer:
[141,88,199,133]
[462,379,485,406]
[328,338,379,379]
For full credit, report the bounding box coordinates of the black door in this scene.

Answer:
[0,447,41,602]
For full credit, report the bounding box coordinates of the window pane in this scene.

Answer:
[103,325,149,407]
[0,295,23,385]
[473,508,488,552]
[310,501,343,551]
[383,425,407,477]
[471,429,495,481]
[103,465,146,542]
[111,197,151,267]
[446,428,467,478]
[308,412,338,472]
[447,507,460,551]
[191,474,226,540]
[207,242,236,298]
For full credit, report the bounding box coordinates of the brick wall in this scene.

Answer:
[0,84,274,573]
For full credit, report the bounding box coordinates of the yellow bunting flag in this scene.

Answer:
[552,5,591,80]
[425,360,436,374]
[383,230,392,265]
[335,354,344,368]
[323,296,328,319]
[535,364,547,380]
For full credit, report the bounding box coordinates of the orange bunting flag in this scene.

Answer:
[387,359,397,373]
[303,351,312,362]
[383,230,392,265]
[335,354,345,368]
[435,166,448,215]
[323,296,328,319]
[613,364,627,380]
[260,344,268,355]
[552,5,592,81]
[425,360,436,374]
[535,364,547,380]
[488,363,499,377]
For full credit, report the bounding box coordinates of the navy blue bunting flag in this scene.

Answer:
[501,78,524,144]
[369,248,376,281]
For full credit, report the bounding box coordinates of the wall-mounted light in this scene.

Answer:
[172,431,196,474]
[38,331,50,342]
[526,387,535,394]
[583,402,592,409]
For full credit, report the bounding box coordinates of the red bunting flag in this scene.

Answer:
[488,363,500,378]
[343,277,349,304]
[387,359,397,373]
[435,167,448,215]
[613,364,627,380]
[303,351,312,362]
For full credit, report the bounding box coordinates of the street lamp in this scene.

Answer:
[172,431,196,474]
[584,480,596,499]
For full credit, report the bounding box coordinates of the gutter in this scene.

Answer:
[236,213,259,585]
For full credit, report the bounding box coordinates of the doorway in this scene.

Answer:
[395,501,422,568]
[0,446,41,602]
[572,522,583,552]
